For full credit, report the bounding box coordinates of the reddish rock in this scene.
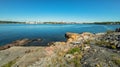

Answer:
[65,32,80,42]
[0,39,30,50]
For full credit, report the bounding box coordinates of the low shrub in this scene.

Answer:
[67,47,81,54]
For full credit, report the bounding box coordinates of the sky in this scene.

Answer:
[0,0,120,22]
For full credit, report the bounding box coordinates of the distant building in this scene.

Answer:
[26,21,40,24]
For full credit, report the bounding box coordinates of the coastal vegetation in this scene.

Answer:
[67,47,81,54]
[93,22,120,25]
[67,47,83,67]
[111,54,120,66]
[83,21,120,25]
[0,21,25,24]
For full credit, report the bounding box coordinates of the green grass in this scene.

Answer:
[72,57,81,67]
[67,47,81,54]
[111,54,120,66]
[2,58,17,67]
[67,47,82,67]
[112,57,120,66]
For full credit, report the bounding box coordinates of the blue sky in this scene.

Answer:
[0,0,120,22]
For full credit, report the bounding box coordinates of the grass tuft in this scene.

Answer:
[67,47,81,54]
[112,57,120,66]
[2,58,18,67]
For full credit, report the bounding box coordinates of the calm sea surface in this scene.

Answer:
[0,24,120,46]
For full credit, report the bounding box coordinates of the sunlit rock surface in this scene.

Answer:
[0,31,120,67]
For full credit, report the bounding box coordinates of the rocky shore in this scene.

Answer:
[0,38,42,50]
[0,29,120,67]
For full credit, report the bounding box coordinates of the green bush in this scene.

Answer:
[67,47,82,67]
[67,47,81,54]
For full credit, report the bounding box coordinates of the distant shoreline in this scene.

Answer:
[0,20,120,25]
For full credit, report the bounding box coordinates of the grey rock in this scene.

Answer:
[115,28,120,32]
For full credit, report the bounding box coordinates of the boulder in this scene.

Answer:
[81,32,95,41]
[96,32,120,49]
[65,32,80,42]
[65,32,95,44]
[115,28,120,32]
[64,54,75,61]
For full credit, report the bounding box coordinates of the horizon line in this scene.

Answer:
[0,20,120,23]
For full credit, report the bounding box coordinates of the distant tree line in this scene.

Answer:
[83,22,120,25]
[94,22,120,25]
[0,20,120,25]
[0,21,25,24]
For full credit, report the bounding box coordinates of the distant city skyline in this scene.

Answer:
[0,0,120,22]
